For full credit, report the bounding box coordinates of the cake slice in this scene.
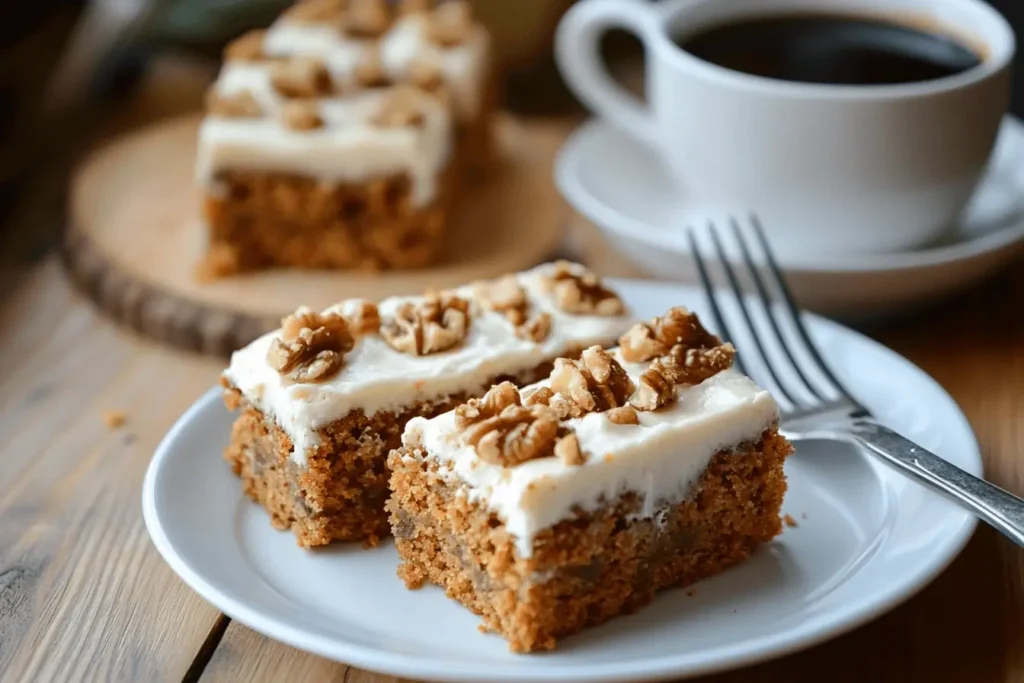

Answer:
[387,307,792,652]
[221,262,635,547]
[197,0,493,276]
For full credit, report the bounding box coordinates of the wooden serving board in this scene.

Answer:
[63,113,569,356]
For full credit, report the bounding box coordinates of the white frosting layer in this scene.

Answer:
[223,264,635,465]
[196,62,452,206]
[265,14,490,121]
[403,363,779,558]
[197,11,489,205]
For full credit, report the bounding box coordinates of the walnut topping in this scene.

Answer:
[372,87,425,127]
[285,0,347,22]
[408,57,444,92]
[474,276,526,319]
[224,30,265,61]
[455,381,520,429]
[344,0,390,37]
[462,404,560,466]
[629,363,676,411]
[281,101,323,130]
[657,343,737,386]
[619,307,721,363]
[543,261,624,316]
[473,276,552,343]
[606,406,639,425]
[269,56,333,98]
[354,46,390,88]
[426,0,473,47]
[522,386,553,407]
[205,89,262,118]
[555,433,586,466]
[515,313,552,342]
[381,291,469,355]
[344,301,381,336]
[549,346,634,416]
[268,310,354,383]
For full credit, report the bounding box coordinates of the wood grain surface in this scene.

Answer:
[64,114,568,356]
[3,54,1024,683]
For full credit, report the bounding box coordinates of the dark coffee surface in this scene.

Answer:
[676,14,981,85]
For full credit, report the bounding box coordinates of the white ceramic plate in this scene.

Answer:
[144,279,980,682]
[556,117,1024,319]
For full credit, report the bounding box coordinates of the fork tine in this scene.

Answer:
[749,214,859,407]
[729,217,825,402]
[704,221,802,408]
[686,229,749,378]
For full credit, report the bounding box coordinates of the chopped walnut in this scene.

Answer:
[549,346,634,415]
[381,291,470,355]
[269,56,333,98]
[462,404,560,466]
[354,46,390,88]
[268,310,355,382]
[606,406,639,425]
[455,381,520,429]
[619,307,721,363]
[515,313,552,342]
[474,276,525,318]
[284,0,347,22]
[408,57,444,92]
[543,261,624,316]
[344,0,390,37]
[372,87,425,127]
[629,363,676,411]
[426,0,473,47]
[555,433,586,466]
[205,89,262,118]
[281,101,323,130]
[345,301,381,336]
[224,29,265,61]
[522,386,553,407]
[657,343,737,386]
[398,0,432,14]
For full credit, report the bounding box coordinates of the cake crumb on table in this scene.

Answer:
[784,513,798,528]
[102,410,127,429]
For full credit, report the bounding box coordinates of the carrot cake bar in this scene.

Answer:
[197,0,493,276]
[221,262,635,547]
[388,307,792,652]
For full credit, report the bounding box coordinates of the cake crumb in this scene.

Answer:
[784,513,798,528]
[102,410,127,429]
[686,589,697,597]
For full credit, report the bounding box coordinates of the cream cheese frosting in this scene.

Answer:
[402,362,779,558]
[197,9,489,206]
[196,62,452,207]
[223,264,636,465]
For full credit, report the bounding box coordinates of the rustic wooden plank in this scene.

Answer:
[0,260,226,681]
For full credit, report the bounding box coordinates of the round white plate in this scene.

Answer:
[144,279,980,683]
[556,117,1024,319]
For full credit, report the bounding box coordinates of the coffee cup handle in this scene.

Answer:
[556,0,660,145]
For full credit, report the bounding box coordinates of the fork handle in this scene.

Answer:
[848,420,1024,547]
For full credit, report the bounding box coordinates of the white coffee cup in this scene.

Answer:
[556,0,1015,256]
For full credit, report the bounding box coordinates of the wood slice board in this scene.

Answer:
[63,113,569,356]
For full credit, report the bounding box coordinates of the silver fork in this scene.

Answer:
[687,216,1024,547]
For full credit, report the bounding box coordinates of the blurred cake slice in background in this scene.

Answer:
[196,0,493,277]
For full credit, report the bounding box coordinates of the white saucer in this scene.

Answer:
[556,117,1024,318]
[143,279,979,682]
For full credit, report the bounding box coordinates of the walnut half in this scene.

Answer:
[542,261,624,316]
[546,346,634,417]
[381,291,470,355]
[473,275,552,342]
[267,309,354,383]
[461,403,560,467]
[619,307,722,363]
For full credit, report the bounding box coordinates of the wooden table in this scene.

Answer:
[3,58,1024,683]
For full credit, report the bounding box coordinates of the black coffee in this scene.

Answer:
[675,14,981,86]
